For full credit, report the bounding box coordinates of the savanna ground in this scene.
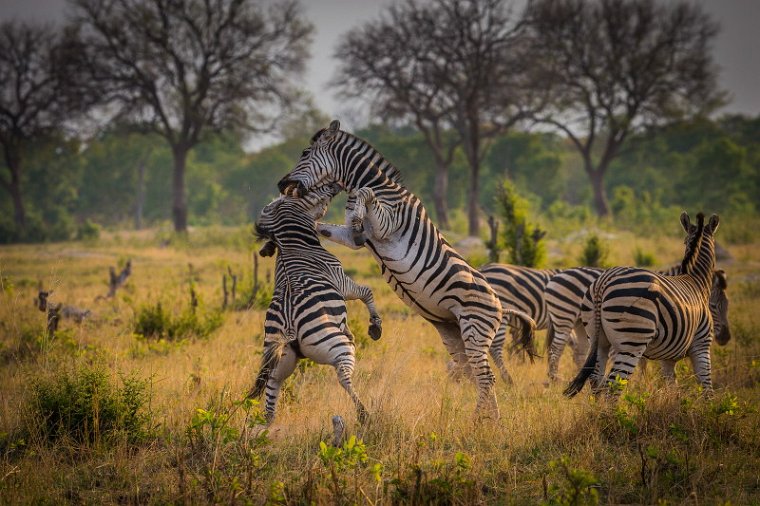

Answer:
[0,223,758,505]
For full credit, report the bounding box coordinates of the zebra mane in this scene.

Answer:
[680,212,705,274]
[311,127,404,186]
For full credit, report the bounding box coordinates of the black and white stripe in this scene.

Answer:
[249,184,382,424]
[278,120,529,418]
[479,264,559,382]
[565,212,721,397]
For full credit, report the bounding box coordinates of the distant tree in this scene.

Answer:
[526,0,725,216]
[334,0,539,235]
[0,21,83,236]
[72,0,313,232]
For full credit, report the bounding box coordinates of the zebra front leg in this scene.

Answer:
[660,359,677,383]
[343,279,382,341]
[346,188,375,246]
[317,222,365,250]
[333,353,369,424]
[688,336,713,394]
[489,320,513,385]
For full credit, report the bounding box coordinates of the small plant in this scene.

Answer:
[30,365,153,446]
[133,300,223,341]
[633,247,656,267]
[75,219,101,241]
[543,455,599,506]
[495,180,547,267]
[579,234,609,267]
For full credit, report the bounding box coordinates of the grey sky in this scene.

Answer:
[1,0,758,125]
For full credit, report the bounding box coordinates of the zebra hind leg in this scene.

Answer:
[489,320,513,385]
[460,317,499,420]
[334,353,369,425]
[547,326,571,383]
[261,345,298,424]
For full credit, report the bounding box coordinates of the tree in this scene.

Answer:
[72,0,313,232]
[0,21,82,235]
[526,0,725,216]
[334,0,538,235]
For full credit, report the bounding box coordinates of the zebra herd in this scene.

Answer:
[249,120,731,424]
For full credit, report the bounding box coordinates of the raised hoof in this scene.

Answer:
[319,229,332,238]
[368,322,382,341]
[352,232,366,247]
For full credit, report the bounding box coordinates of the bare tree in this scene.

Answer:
[72,0,313,232]
[526,0,725,216]
[334,0,537,236]
[0,22,82,234]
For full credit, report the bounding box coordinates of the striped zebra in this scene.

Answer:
[565,212,721,397]
[249,183,383,424]
[546,263,731,383]
[278,120,532,418]
[479,264,560,383]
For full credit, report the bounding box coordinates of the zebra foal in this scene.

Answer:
[566,212,721,397]
[249,184,382,424]
[278,120,520,418]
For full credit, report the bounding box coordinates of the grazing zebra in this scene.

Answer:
[565,212,721,397]
[249,183,383,424]
[546,263,731,383]
[278,120,531,418]
[479,264,560,383]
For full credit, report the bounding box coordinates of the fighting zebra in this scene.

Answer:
[479,264,560,383]
[546,264,731,383]
[565,212,721,397]
[249,183,383,424]
[278,120,532,418]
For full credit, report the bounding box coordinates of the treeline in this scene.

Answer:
[1,113,757,243]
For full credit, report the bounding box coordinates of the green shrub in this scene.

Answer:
[75,219,101,241]
[579,234,609,267]
[30,366,153,446]
[633,247,656,267]
[133,301,223,341]
[496,180,547,267]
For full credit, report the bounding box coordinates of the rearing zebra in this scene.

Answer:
[565,212,721,397]
[249,183,382,424]
[278,120,528,418]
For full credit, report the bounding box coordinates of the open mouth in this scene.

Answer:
[277,178,307,197]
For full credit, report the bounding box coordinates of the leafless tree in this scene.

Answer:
[526,0,725,216]
[334,0,538,235]
[71,0,313,232]
[0,21,83,234]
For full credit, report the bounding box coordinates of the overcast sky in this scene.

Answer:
[1,0,758,129]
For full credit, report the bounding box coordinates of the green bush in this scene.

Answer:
[579,234,609,267]
[633,247,656,267]
[496,180,547,267]
[30,366,153,446]
[134,301,223,341]
[75,219,101,241]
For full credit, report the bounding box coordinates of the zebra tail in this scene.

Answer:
[506,309,538,363]
[249,340,285,400]
[563,287,602,398]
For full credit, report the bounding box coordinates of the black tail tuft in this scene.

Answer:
[509,311,538,364]
[248,342,283,399]
[563,338,598,398]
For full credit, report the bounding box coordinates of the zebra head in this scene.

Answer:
[679,211,705,274]
[278,120,342,198]
[710,269,731,345]
[255,182,343,256]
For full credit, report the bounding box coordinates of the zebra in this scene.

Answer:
[565,212,721,397]
[278,120,535,418]
[479,264,560,383]
[249,183,383,424]
[546,263,731,383]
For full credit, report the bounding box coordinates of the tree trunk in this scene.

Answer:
[135,157,146,230]
[2,147,26,231]
[463,127,481,237]
[432,162,450,230]
[171,145,189,233]
[589,169,610,217]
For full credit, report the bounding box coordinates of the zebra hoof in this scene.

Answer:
[319,229,332,238]
[352,233,366,247]
[368,322,382,341]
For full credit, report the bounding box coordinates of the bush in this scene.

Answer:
[496,180,547,267]
[579,234,609,267]
[75,219,101,241]
[133,301,223,341]
[30,365,153,446]
[633,248,656,267]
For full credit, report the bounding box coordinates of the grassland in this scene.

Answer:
[0,224,758,504]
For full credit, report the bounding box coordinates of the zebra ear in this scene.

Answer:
[328,120,340,133]
[680,211,690,233]
[708,214,720,233]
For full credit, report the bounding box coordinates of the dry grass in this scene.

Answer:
[0,226,758,504]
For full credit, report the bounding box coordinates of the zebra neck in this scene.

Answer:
[686,236,715,295]
[336,136,400,192]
